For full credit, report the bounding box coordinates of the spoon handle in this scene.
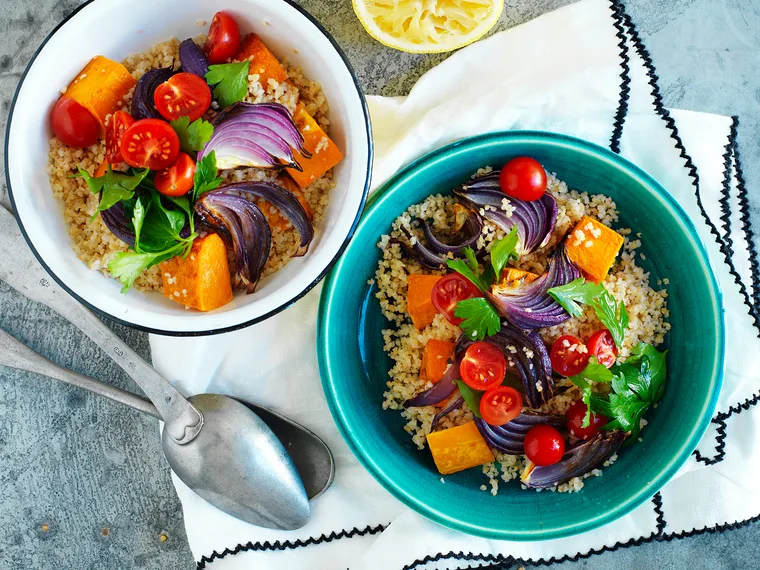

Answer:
[0,207,202,443]
[0,327,161,419]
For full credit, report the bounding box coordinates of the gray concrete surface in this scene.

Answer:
[1,0,759,568]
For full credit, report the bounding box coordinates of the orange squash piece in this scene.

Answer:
[64,56,136,134]
[407,274,441,330]
[426,421,495,475]
[93,160,109,178]
[565,216,624,283]
[499,268,538,287]
[288,104,343,188]
[234,33,288,87]
[420,339,455,383]
[160,234,233,312]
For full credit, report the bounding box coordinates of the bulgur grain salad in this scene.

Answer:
[47,11,341,312]
[375,157,670,494]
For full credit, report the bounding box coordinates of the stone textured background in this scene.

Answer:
[1,0,758,568]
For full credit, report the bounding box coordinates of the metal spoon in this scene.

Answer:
[0,327,334,501]
[0,207,319,529]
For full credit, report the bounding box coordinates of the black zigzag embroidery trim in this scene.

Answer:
[693,390,760,466]
[730,116,760,313]
[611,2,760,337]
[609,0,630,154]
[195,523,387,569]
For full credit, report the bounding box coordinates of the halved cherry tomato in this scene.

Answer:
[50,97,99,148]
[205,11,241,64]
[566,400,609,440]
[154,152,196,197]
[430,273,482,325]
[550,334,590,377]
[524,425,565,466]
[480,386,523,426]
[105,111,135,164]
[460,342,507,391]
[498,157,547,202]
[153,73,212,122]
[120,119,180,170]
[587,329,618,368]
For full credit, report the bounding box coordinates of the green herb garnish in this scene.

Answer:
[454,380,483,418]
[170,116,214,153]
[77,166,149,214]
[192,151,223,202]
[205,62,250,108]
[490,226,520,279]
[567,356,614,390]
[453,297,501,341]
[446,247,489,292]
[548,277,628,348]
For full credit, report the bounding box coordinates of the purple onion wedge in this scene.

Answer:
[195,193,271,293]
[392,228,448,269]
[475,412,565,455]
[485,325,554,408]
[200,102,309,171]
[419,208,483,255]
[214,182,313,255]
[522,431,626,488]
[100,201,135,247]
[430,396,465,432]
[131,67,175,120]
[454,171,557,254]
[179,38,209,77]
[486,244,581,330]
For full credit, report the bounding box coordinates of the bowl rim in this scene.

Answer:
[318,130,725,540]
[4,0,373,337]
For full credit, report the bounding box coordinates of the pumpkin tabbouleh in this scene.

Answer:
[374,170,670,494]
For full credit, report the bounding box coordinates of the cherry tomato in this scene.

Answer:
[153,73,212,122]
[120,119,180,170]
[498,157,547,202]
[566,400,609,440]
[105,111,135,164]
[550,334,591,377]
[430,273,482,325]
[480,386,523,426]
[205,11,241,64]
[50,97,99,148]
[524,425,565,466]
[460,342,507,391]
[154,152,196,197]
[587,329,618,368]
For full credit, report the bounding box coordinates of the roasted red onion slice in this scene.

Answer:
[405,337,471,407]
[454,171,557,254]
[199,103,309,170]
[522,431,626,488]
[419,209,483,255]
[430,396,465,432]
[485,326,554,408]
[214,182,313,255]
[486,244,581,330]
[391,228,448,269]
[131,67,175,120]
[100,201,135,247]
[475,412,565,455]
[179,38,209,77]
[195,193,271,293]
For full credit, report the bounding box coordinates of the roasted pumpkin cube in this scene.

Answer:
[288,104,343,188]
[420,339,455,383]
[498,268,539,289]
[160,234,233,312]
[234,33,288,87]
[565,216,624,282]
[427,422,495,475]
[406,274,441,330]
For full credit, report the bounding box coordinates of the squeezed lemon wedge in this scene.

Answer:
[353,0,504,54]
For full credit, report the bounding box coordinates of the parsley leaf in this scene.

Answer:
[455,380,483,418]
[626,343,668,402]
[109,245,186,294]
[454,297,501,341]
[205,62,250,108]
[170,116,214,153]
[193,151,222,202]
[77,166,149,213]
[547,278,605,317]
[591,289,628,348]
[568,356,614,390]
[447,247,489,292]
[581,387,594,428]
[490,226,520,279]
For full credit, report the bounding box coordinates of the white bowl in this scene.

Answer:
[5,0,371,335]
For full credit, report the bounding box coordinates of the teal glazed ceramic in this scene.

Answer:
[318,131,724,540]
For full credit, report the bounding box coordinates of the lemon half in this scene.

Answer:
[353,0,504,54]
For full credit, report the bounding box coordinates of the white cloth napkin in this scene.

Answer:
[150,0,760,567]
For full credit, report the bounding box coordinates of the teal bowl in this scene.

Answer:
[318,131,724,540]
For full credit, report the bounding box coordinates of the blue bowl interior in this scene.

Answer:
[319,132,723,540]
